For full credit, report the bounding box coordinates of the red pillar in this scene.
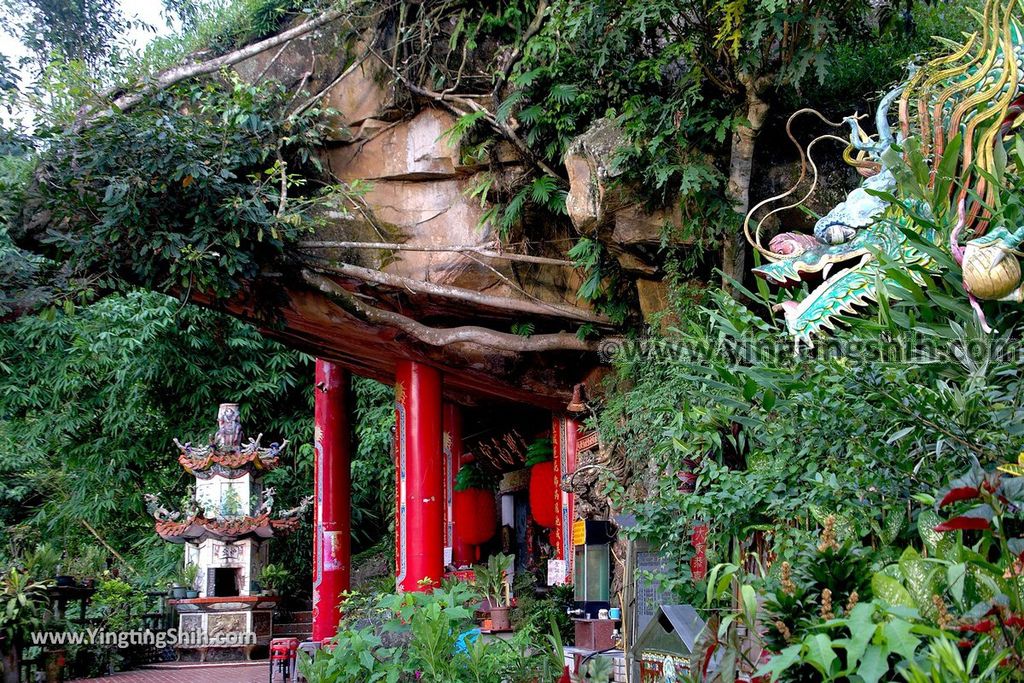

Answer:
[551,415,578,584]
[312,360,351,642]
[395,360,444,591]
[443,403,474,567]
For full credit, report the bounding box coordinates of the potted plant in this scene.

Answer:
[70,546,107,588]
[259,563,288,596]
[0,568,52,683]
[169,566,190,599]
[182,564,199,599]
[21,543,59,583]
[474,553,514,631]
[54,560,75,588]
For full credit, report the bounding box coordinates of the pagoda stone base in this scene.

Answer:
[169,596,277,661]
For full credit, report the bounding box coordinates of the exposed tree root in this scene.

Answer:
[302,269,604,353]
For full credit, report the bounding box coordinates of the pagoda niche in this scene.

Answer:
[146,403,311,660]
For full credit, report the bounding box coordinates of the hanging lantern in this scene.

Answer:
[529,460,557,529]
[454,488,496,545]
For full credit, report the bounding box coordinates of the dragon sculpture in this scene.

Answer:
[746,0,1024,343]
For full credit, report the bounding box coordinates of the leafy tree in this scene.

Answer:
[598,284,1024,602]
[0,290,394,588]
[0,0,137,74]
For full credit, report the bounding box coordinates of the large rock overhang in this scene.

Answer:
[13,12,623,410]
[226,19,618,409]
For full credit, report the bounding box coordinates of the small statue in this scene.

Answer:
[215,403,243,451]
[255,487,276,515]
[277,495,313,519]
[144,493,180,522]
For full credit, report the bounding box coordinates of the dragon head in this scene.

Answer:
[745,0,1024,343]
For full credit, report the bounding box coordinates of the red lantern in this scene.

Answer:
[529,460,557,529]
[454,488,496,545]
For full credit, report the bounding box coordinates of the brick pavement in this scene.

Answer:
[70,661,289,683]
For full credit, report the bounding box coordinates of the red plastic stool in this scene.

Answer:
[269,637,299,682]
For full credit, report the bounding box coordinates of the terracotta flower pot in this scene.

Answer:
[489,606,511,631]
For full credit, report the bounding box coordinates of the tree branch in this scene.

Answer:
[493,0,549,98]
[302,269,602,353]
[75,5,351,128]
[300,258,607,324]
[363,43,564,180]
[296,239,575,266]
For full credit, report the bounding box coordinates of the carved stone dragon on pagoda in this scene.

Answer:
[747,0,1024,343]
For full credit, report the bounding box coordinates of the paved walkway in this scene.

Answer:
[71,661,282,683]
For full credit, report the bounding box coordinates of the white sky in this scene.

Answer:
[0,1,175,126]
[0,0,173,73]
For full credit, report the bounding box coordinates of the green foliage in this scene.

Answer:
[20,544,59,580]
[146,0,341,70]
[220,486,243,517]
[509,573,574,643]
[0,0,138,73]
[258,562,288,591]
[67,545,108,581]
[795,1,986,114]
[180,562,199,588]
[524,437,552,467]
[78,577,150,674]
[472,552,513,608]
[300,582,569,683]
[900,634,1010,683]
[30,74,347,300]
[709,460,1024,682]
[91,578,146,632]
[0,568,50,647]
[453,462,493,492]
[0,290,394,591]
[600,282,1024,603]
[348,376,396,544]
[568,237,629,325]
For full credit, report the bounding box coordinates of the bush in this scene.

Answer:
[300,582,569,683]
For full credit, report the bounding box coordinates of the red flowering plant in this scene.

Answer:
[930,456,1024,669]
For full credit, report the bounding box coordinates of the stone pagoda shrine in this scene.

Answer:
[146,403,311,659]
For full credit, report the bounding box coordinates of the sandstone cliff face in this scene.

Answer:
[221,26,619,408]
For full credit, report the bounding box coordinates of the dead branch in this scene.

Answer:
[303,269,601,352]
[296,240,575,267]
[493,0,549,98]
[301,258,607,324]
[291,52,371,117]
[363,43,563,180]
[75,5,351,128]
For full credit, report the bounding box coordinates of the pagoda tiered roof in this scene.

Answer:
[154,512,303,544]
[174,435,287,479]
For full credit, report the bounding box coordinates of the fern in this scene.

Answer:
[440,110,487,147]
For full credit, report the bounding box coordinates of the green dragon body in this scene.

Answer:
[749,0,1024,343]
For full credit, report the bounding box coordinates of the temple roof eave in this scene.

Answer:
[174,437,287,476]
[154,514,301,544]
